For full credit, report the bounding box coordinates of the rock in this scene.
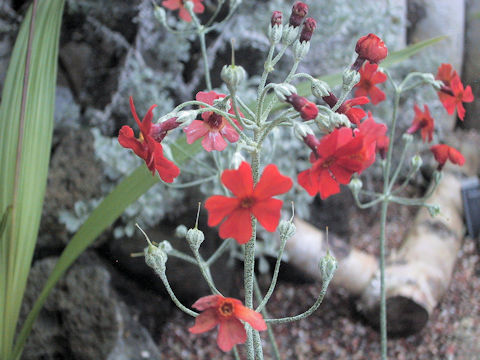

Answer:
[37,128,103,251]
[462,0,480,130]
[21,253,164,360]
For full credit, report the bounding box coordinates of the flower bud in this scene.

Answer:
[355,33,388,64]
[231,151,245,169]
[289,1,308,27]
[145,243,168,276]
[174,110,198,127]
[410,154,423,171]
[274,83,297,101]
[311,79,331,98]
[402,133,414,144]
[427,204,440,218]
[186,228,205,251]
[278,220,296,239]
[153,5,167,25]
[300,17,316,43]
[268,12,284,44]
[286,94,318,120]
[348,178,363,196]
[329,112,350,128]
[175,224,188,238]
[293,40,310,61]
[433,170,443,184]
[342,68,361,90]
[282,25,300,45]
[320,251,337,281]
[221,64,247,90]
[294,122,314,141]
[183,0,195,13]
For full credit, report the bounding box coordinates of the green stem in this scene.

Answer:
[379,199,388,360]
[206,238,232,267]
[159,271,198,317]
[198,31,212,91]
[192,249,222,295]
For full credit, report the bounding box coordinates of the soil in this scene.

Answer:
[153,189,480,359]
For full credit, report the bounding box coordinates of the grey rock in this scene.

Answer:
[462,0,480,130]
[21,253,163,360]
[54,86,80,130]
[38,128,103,250]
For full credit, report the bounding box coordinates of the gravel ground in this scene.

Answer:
[156,196,480,359]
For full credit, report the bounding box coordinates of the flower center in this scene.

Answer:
[322,157,335,168]
[219,301,234,317]
[206,113,224,130]
[240,197,255,208]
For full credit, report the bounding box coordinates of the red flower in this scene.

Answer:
[118,97,180,182]
[184,91,242,152]
[354,62,387,105]
[407,104,435,143]
[205,162,293,244]
[189,295,267,352]
[162,0,205,22]
[356,113,388,171]
[437,75,474,121]
[353,33,388,70]
[300,17,317,43]
[376,135,389,160]
[430,144,465,171]
[435,63,457,86]
[286,94,318,120]
[298,125,382,200]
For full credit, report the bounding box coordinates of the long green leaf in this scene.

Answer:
[0,1,64,359]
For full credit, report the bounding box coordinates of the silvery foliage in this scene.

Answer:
[54,86,80,129]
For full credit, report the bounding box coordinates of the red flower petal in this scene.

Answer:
[162,0,181,10]
[297,168,318,196]
[217,318,247,352]
[118,126,146,159]
[153,143,180,182]
[218,208,252,244]
[188,309,219,334]
[205,196,240,226]
[251,198,284,232]
[234,305,267,331]
[202,131,228,152]
[318,170,341,200]
[192,295,222,311]
[253,164,293,200]
[221,162,254,198]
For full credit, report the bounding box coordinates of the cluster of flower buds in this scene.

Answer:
[282,1,309,45]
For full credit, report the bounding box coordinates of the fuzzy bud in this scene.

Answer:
[293,40,310,61]
[300,17,316,43]
[329,112,350,128]
[145,243,168,276]
[175,224,188,238]
[231,151,245,169]
[289,1,308,27]
[342,68,361,90]
[348,178,363,196]
[221,64,247,90]
[183,0,195,13]
[320,252,337,281]
[282,24,300,45]
[427,204,441,218]
[293,122,314,141]
[278,220,296,239]
[311,79,331,99]
[175,110,198,127]
[410,154,423,171]
[274,83,297,101]
[186,228,205,251]
[153,5,167,25]
[268,12,284,44]
[402,133,414,144]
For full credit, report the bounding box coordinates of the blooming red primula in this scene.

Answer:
[407,104,435,143]
[436,63,457,86]
[437,75,474,121]
[298,120,386,200]
[354,62,387,105]
[184,91,242,152]
[118,97,180,183]
[189,295,267,352]
[205,162,293,244]
[430,144,465,171]
[162,0,205,22]
[322,93,369,125]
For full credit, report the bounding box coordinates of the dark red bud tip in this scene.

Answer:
[300,17,317,42]
[289,1,308,27]
[286,94,318,120]
[271,11,283,27]
[355,33,388,65]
